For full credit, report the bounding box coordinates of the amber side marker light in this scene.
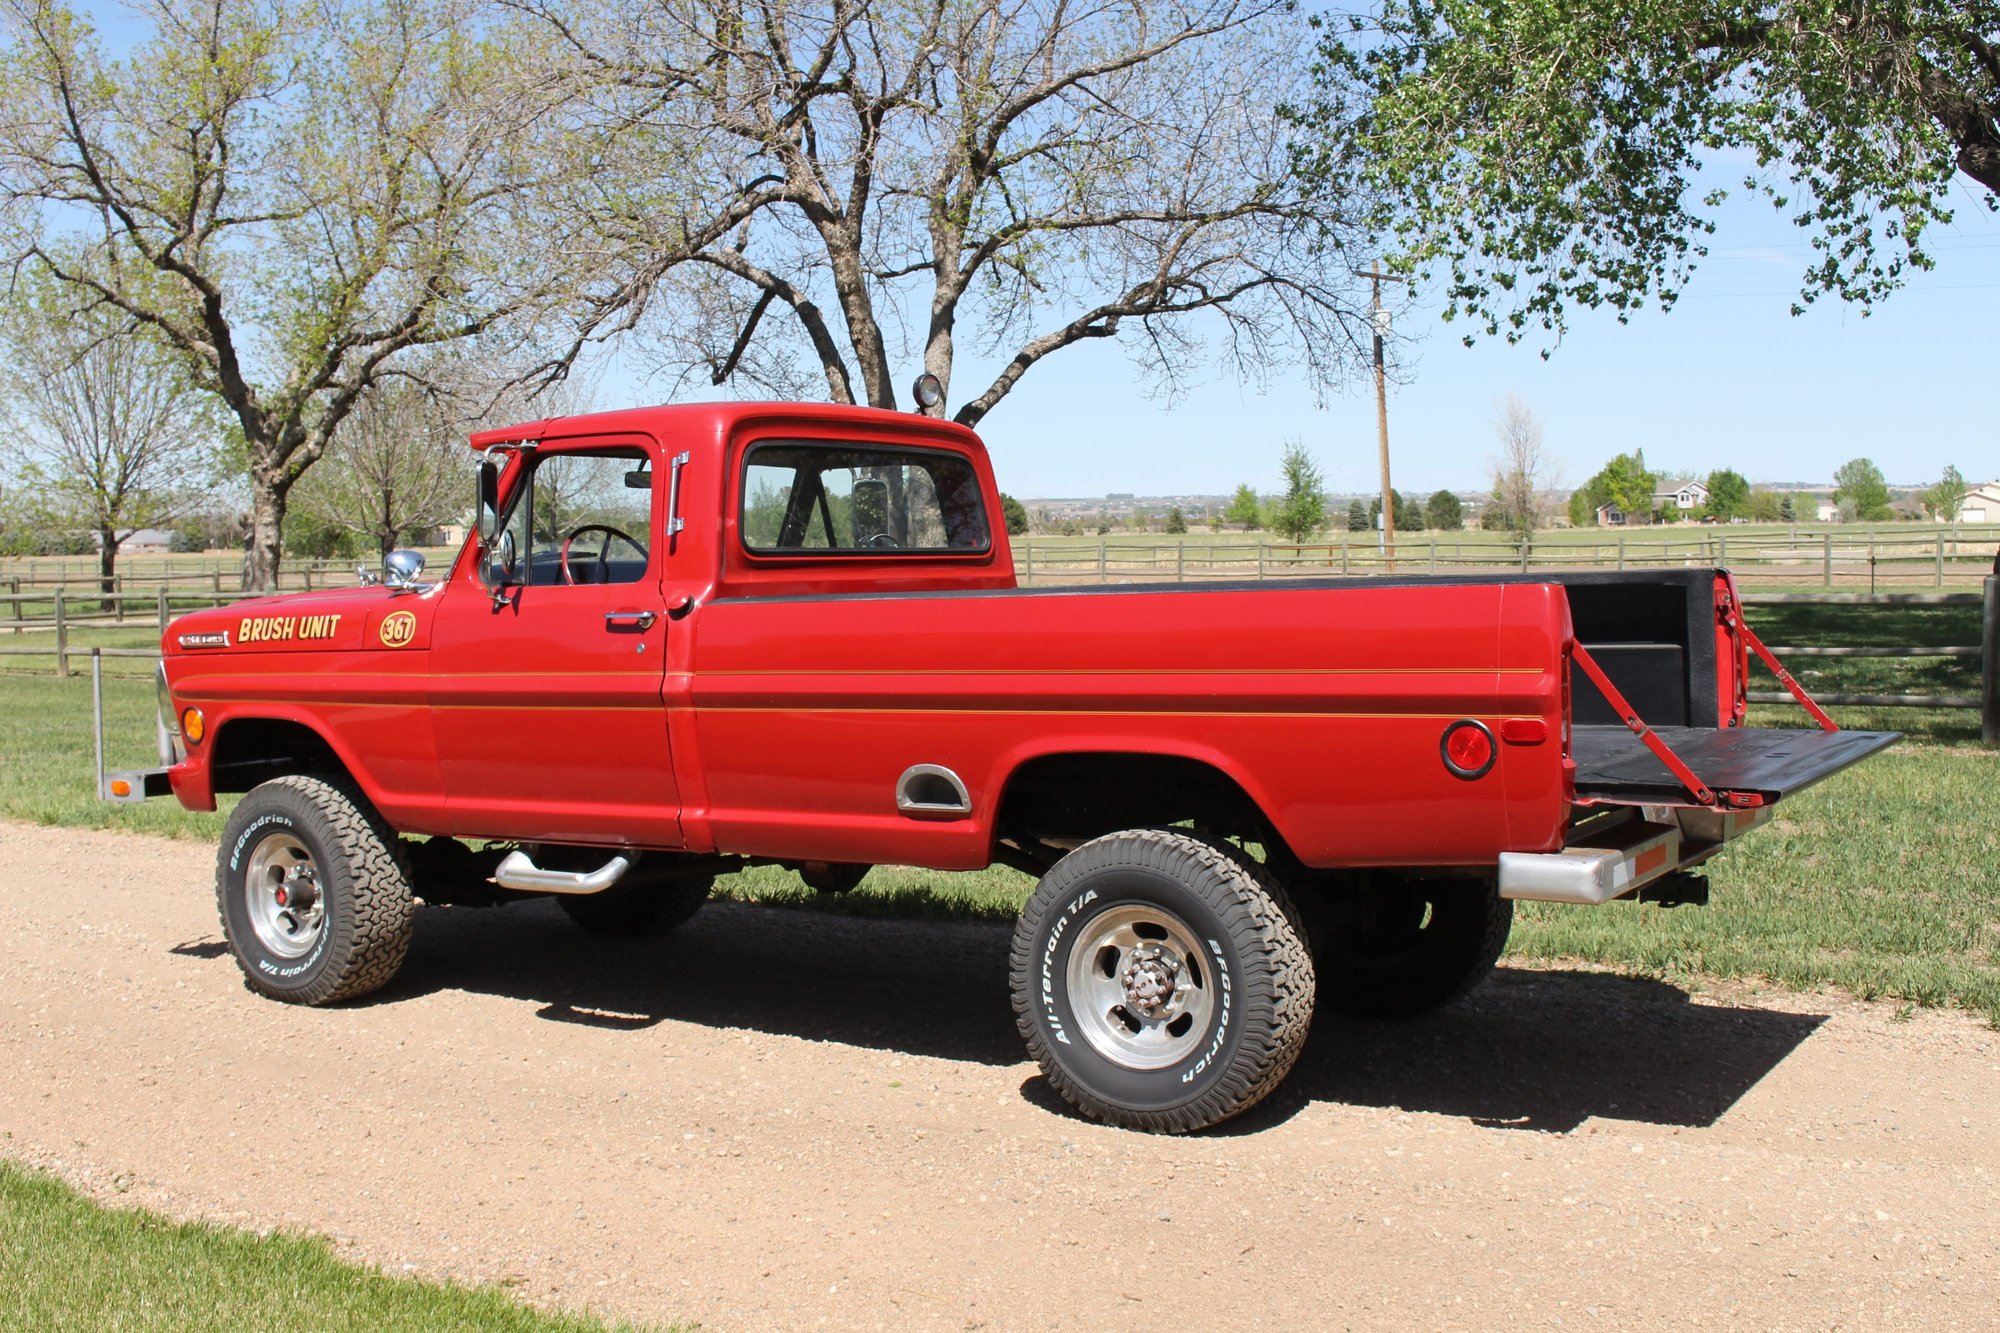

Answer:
[180,707,206,744]
[109,778,132,797]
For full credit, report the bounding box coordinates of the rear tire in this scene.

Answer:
[216,775,414,1006]
[557,875,713,936]
[1010,830,1315,1133]
[1314,877,1512,1020]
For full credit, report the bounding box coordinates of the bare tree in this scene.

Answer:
[291,385,467,559]
[0,0,606,590]
[523,0,1379,423]
[0,275,219,601]
[1489,393,1552,533]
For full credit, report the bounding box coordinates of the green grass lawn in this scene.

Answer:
[0,1162,658,1333]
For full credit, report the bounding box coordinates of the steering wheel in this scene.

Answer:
[863,532,901,548]
[559,523,647,585]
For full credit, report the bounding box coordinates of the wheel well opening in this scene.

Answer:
[208,718,354,794]
[993,752,1276,865]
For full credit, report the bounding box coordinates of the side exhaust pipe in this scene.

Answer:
[492,850,633,895]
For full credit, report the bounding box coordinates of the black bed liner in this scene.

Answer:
[1572,725,1901,804]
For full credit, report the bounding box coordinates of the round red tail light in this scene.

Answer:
[1440,719,1496,779]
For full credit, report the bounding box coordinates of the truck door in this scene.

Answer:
[428,438,681,845]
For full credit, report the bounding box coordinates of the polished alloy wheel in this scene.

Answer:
[243,831,325,959]
[1063,902,1215,1070]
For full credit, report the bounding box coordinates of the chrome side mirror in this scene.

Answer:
[486,530,517,609]
[383,549,425,591]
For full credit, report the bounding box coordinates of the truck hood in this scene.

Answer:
[164,586,437,656]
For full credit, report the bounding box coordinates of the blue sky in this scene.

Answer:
[945,171,2000,500]
[67,0,2000,501]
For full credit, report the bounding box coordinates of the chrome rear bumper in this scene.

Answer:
[1499,805,1773,905]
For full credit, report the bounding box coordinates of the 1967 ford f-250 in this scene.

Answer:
[122,401,1896,1131]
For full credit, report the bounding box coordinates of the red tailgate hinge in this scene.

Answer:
[1569,641,1717,807]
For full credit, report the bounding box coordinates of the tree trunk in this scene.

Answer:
[97,526,117,613]
[244,480,287,593]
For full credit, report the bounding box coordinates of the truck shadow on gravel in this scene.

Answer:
[235,898,1827,1136]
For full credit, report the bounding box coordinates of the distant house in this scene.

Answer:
[1595,502,1628,527]
[1651,479,1709,514]
[1816,499,1841,523]
[1958,481,2000,524]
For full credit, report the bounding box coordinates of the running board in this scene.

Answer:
[492,850,633,895]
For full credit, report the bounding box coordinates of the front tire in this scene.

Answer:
[216,775,414,1005]
[1010,830,1315,1133]
[1314,877,1512,1020]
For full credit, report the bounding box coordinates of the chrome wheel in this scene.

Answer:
[1064,902,1215,1071]
[243,831,325,959]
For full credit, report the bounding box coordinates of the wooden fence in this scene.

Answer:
[1012,526,2000,589]
[1739,584,1999,746]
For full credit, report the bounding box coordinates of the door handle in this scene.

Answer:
[605,610,657,631]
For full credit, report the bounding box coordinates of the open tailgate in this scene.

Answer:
[1571,724,1900,805]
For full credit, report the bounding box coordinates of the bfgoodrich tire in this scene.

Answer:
[1010,830,1315,1133]
[557,875,713,936]
[216,775,414,1006]
[1314,876,1512,1020]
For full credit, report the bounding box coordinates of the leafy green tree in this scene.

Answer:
[1748,488,1784,522]
[1833,458,1895,521]
[1580,452,1658,521]
[1164,505,1188,534]
[1705,469,1751,521]
[1297,0,2000,347]
[1425,489,1463,531]
[999,493,1029,535]
[1657,501,1683,525]
[1225,483,1264,530]
[1347,498,1369,532]
[1271,441,1329,543]
[1923,465,1969,521]
[0,0,598,589]
[1368,489,1425,532]
[1568,488,1597,527]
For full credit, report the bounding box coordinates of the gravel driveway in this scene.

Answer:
[3,821,1995,1330]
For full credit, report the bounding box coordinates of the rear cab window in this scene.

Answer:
[740,441,991,557]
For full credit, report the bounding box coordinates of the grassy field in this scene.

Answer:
[0,1162,656,1332]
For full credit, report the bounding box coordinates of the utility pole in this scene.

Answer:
[1357,264,1407,571]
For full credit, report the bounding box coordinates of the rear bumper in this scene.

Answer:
[1499,805,1772,905]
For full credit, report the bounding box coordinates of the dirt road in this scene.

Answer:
[3,821,1996,1331]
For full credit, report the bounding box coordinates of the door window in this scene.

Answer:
[489,449,653,587]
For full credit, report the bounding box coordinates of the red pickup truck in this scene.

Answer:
[128,401,1894,1132]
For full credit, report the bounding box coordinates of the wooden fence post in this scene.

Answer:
[1175,543,1184,582]
[211,569,221,595]
[1936,534,1945,588]
[9,577,18,635]
[1617,536,1626,571]
[157,585,170,632]
[1022,545,1034,587]
[1983,575,1998,748]
[1097,541,1107,583]
[54,589,68,677]
[1823,534,1833,585]
[1256,545,1266,580]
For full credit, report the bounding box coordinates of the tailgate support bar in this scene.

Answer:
[1727,606,1840,733]
[1569,641,1716,806]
